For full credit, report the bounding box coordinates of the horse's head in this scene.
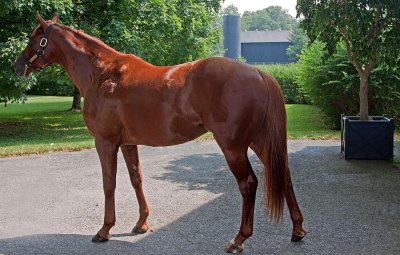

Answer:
[15,12,59,77]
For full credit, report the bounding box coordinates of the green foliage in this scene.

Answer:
[296,42,400,128]
[297,0,400,120]
[241,6,297,31]
[0,35,36,105]
[236,56,246,63]
[297,0,400,67]
[286,24,309,61]
[29,66,74,96]
[221,4,240,16]
[257,64,308,104]
[75,0,222,66]
[368,65,400,123]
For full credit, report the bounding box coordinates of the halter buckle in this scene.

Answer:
[39,38,48,47]
[37,50,45,57]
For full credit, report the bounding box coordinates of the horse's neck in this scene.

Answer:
[53,26,122,97]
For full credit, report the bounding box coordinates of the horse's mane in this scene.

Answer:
[56,24,120,55]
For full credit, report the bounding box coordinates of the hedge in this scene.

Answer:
[296,42,400,129]
[257,63,308,104]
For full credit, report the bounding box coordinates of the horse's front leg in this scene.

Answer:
[121,145,150,234]
[92,136,119,242]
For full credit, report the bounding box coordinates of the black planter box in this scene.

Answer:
[341,115,395,160]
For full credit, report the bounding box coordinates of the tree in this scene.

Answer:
[296,41,400,128]
[297,0,400,120]
[286,24,308,61]
[241,6,297,31]
[221,4,240,16]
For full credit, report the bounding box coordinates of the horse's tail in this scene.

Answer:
[258,70,288,223]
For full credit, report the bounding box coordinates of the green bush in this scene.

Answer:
[258,63,309,104]
[296,41,400,128]
[28,66,74,96]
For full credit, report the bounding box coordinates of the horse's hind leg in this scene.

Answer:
[250,143,307,241]
[284,171,307,241]
[121,145,150,234]
[218,145,258,254]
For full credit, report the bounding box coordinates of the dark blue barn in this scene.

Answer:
[223,15,293,64]
[240,30,291,64]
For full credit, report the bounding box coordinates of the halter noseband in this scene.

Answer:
[23,24,54,75]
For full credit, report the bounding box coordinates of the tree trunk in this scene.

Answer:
[359,73,369,120]
[70,87,82,112]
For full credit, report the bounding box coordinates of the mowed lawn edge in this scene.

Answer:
[0,96,348,157]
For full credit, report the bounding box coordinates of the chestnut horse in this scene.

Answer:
[15,14,306,253]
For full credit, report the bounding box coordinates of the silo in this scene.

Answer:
[223,15,241,59]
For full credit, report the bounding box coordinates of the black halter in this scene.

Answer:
[23,24,54,75]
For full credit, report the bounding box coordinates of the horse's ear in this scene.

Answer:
[36,11,48,29]
[52,14,59,23]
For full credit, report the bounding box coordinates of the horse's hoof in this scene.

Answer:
[291,229,308,242]
[131,225,148,234]
[91,233,109,243]
[224,240,244,254]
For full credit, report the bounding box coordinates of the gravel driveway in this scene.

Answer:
[0,140,399,255]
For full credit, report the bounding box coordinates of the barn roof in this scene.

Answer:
[240,30,291,43]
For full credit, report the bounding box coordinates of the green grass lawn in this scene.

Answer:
[0,96,340,157]
[286,104,339,139]
[0,96,94,157]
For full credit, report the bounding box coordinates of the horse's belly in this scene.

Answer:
[122,116,207,147]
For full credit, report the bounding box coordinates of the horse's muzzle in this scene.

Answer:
[15,55,30,77]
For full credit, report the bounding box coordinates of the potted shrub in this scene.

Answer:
[297,1,399,160]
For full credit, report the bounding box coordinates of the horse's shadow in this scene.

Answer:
[152,151,262,195]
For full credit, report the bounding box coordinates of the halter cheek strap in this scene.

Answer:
[24,24,54,75]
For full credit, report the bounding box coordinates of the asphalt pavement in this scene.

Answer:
[0,140,399,255]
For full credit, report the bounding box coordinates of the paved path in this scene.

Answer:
[0,140,399,255]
